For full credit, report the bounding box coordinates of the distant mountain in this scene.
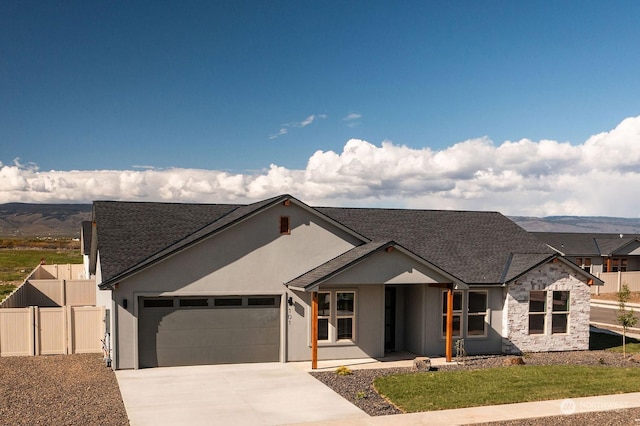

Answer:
[1,202,640,238]
[0,203,92,238]
[510,216,640,233]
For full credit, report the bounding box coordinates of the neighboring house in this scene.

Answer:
[85,195,601,370]
[534,232,640,293]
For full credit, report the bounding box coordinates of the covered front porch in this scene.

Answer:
[285,241,468,368]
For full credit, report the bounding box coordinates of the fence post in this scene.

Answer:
[66,305,73,354]
[617,271,622,292]
[30,306,37,356]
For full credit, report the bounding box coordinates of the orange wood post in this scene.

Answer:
[311,291,318,369]
[446,287,453,362]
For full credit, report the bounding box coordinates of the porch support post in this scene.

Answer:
[311,291,318,370]
[446,287,453,362]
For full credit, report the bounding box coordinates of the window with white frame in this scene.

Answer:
[317,292,331,341]
[528,291,546,334]
[467,291,488,336]
[441,290,462,338]
[551,291,569,334]
[316,291,356,343]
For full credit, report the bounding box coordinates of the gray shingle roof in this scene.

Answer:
[94,196,554,287]
[317,207,554,284]
[533,232,640,256]
[94,201,240,283]
[81,221,92,255]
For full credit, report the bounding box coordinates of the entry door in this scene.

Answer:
[384,288,396,352]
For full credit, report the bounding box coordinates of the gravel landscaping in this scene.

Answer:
[312,350,640,425]
[0,354,128,426]
[2,349,640,425]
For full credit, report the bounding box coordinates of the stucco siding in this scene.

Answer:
[286,285,384,361]
[111,203,362,369]
[326,250,451,285]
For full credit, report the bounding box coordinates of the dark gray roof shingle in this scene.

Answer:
[533,232,640,256]
[94,201,240,283]
[94,196,554,287]
[317,207,553,284]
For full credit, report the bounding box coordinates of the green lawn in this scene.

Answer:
[0,249,81,283]
[374,365,640,412]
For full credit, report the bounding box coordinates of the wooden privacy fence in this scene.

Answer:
[0,306,104,357]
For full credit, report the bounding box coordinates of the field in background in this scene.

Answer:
[0,238,82,299]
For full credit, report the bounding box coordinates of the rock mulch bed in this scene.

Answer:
[0,354,128,426]
[311,350,640,424]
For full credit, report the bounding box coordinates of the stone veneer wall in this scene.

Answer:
[502,262,591,354]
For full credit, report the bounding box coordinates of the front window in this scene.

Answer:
[575,257,592,273]
[528,291,546,334]
[315,290,356,343]
[336,292,355,340]
[552,291,570,334]
[467,291,488,336]
[441,290,462,338]
[317,292,331,341]
[605,257,628,272]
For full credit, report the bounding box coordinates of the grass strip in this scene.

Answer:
[374,365,640,412]
[0,249,81,282]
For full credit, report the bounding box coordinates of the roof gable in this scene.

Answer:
[317,207,553,284]
[96,195,370,287]
[94,195,555,288]
[286,241,465,291]
[94,201,241,284]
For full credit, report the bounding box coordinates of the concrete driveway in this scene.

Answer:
[116,362,368,426]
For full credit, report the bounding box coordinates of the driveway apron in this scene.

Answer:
[116,362,367,426]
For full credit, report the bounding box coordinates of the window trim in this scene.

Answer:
[441,290,463,339]
[466,290,488,338]
[551,290,570,334]
[313,290,357,345]
[528,290,547,335]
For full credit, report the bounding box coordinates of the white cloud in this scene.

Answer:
[269,114,327,138]
[269,128,288,140]
[3,116,640,217]
[343,112,362,121]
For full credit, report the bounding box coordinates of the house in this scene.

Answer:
[84,195,601,370]
[534,232,640,294]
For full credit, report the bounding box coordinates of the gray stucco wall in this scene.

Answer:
[286,284,384,361]
[109,202,362,369]
[502,262,591,354]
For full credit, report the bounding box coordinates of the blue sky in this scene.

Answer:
[2,1,640,216]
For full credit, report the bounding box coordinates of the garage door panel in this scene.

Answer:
[157,343,280,366]
[139,296,281,368]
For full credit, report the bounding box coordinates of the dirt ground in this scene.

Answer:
[591,291,640,304]
[0,354,129,425]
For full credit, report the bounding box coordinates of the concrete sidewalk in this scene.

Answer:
[294,392,640,425]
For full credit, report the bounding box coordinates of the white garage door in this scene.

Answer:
[138,296,281,368]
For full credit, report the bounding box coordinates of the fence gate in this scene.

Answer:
[0,306,104,357]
